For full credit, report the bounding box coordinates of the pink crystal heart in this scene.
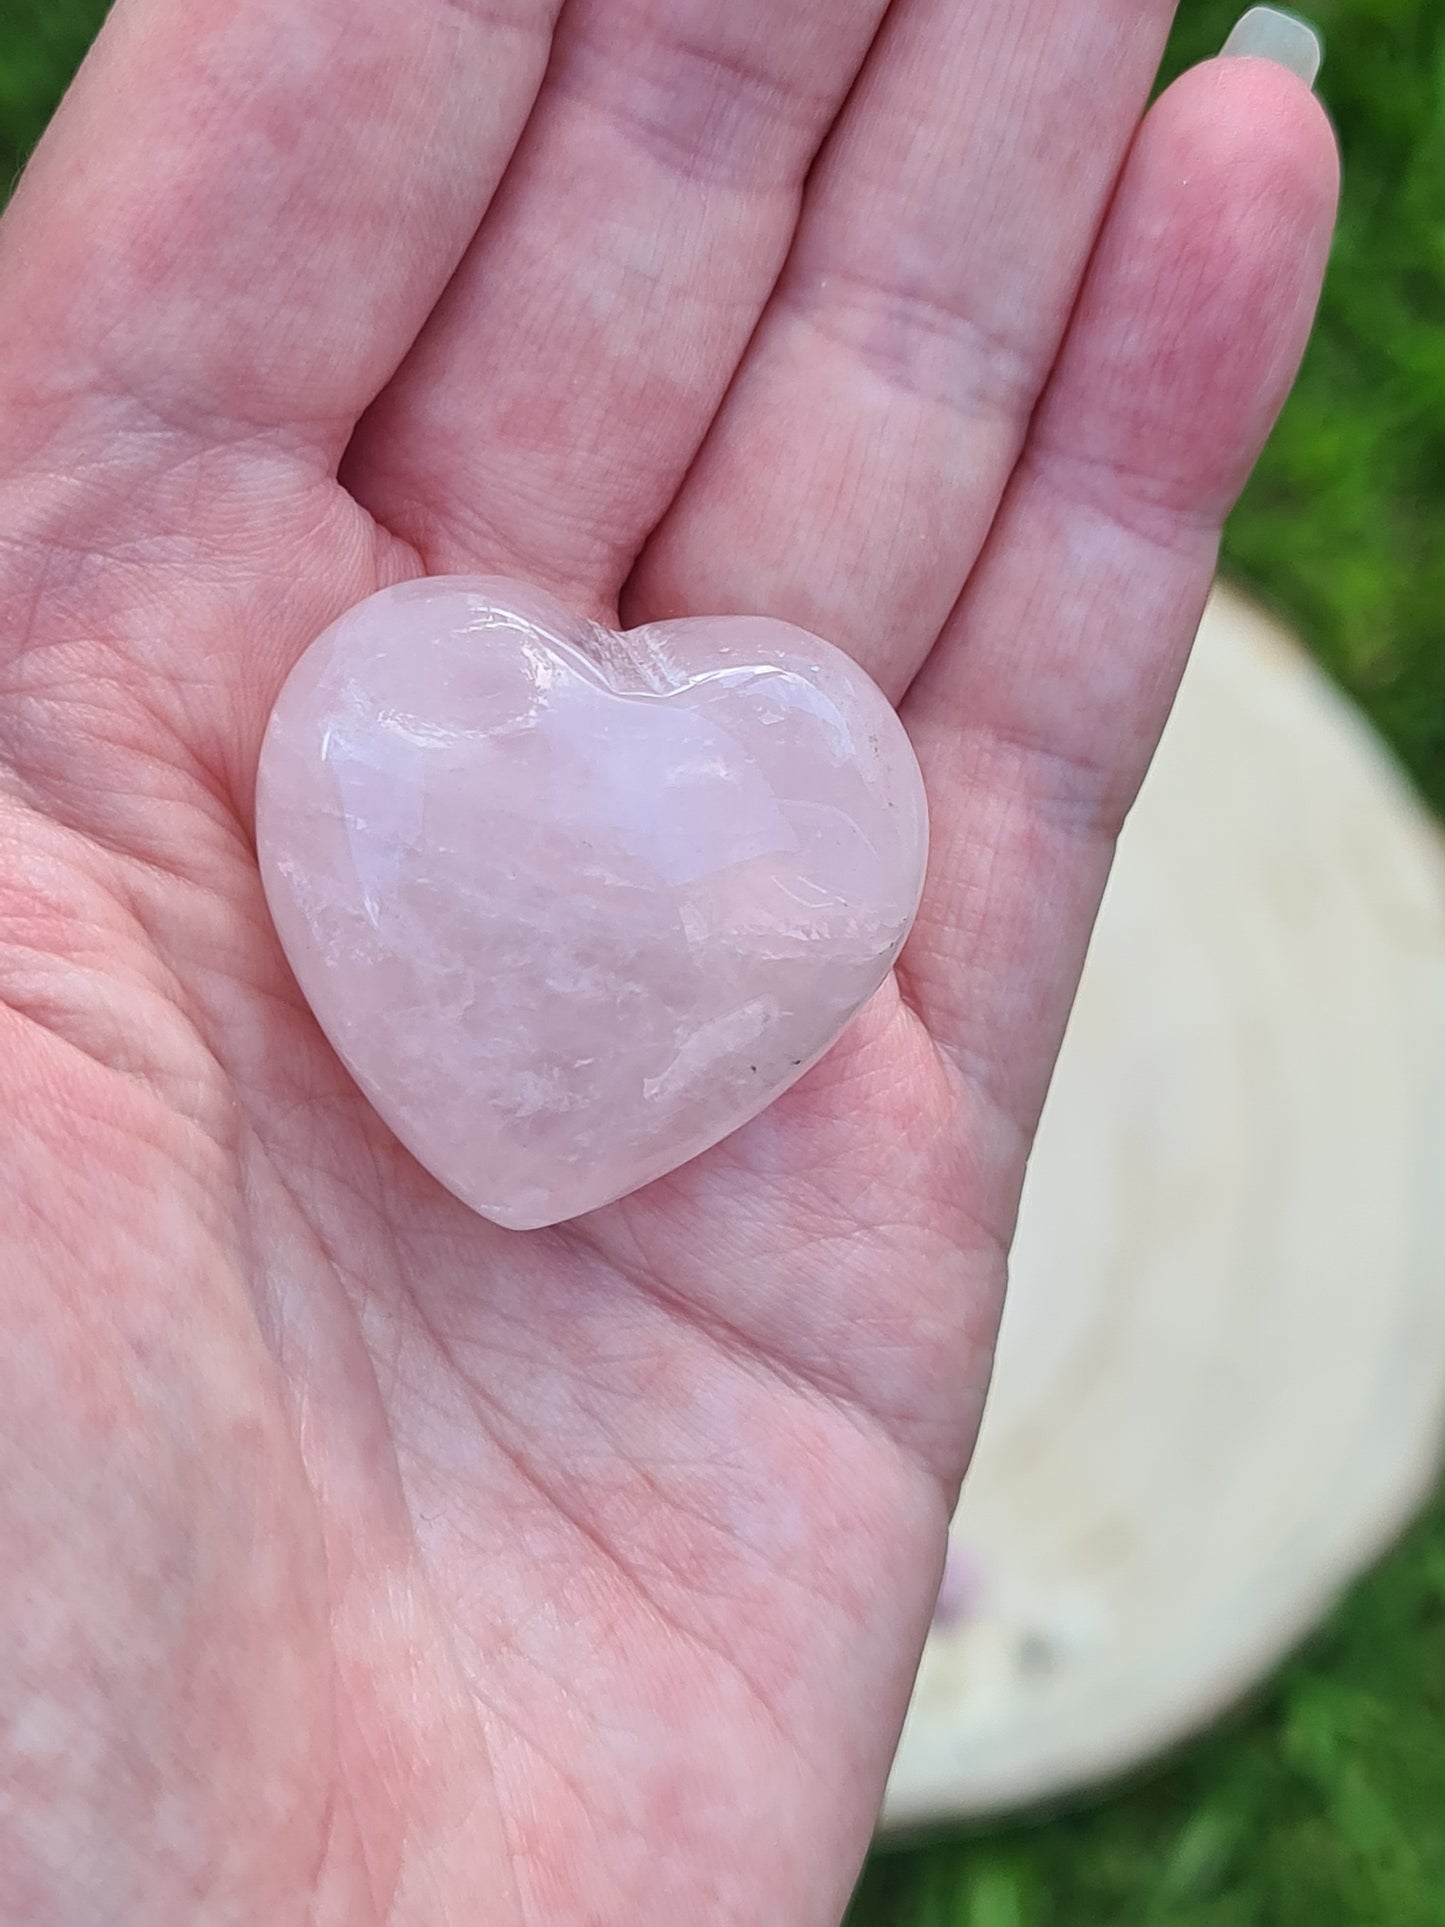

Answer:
[256,578,929,1230]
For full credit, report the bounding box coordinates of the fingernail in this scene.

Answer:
[1221,7,1324,88]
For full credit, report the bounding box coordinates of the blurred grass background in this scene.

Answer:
[3,1,1443,1922]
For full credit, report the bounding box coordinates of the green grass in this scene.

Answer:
[3,3,1444,1923]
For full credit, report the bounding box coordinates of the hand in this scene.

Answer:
[0,2,1336,1920]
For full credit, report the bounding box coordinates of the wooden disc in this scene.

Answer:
[882,584,1445,1829]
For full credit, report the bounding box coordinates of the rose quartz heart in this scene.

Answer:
[256,578,929,1230]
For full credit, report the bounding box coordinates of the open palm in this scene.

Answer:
[0,1,1335,1920]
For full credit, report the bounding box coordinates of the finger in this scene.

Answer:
[346,0,891,606]
[0,0,563,466]
[899,56,1339,1184]
[626,0,1180,694]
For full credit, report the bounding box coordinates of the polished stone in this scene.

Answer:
[257,578,929,1229]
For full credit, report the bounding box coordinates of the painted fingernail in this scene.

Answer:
[1221,7,1324,88]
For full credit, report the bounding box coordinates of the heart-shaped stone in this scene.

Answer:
[256,578,929,1230]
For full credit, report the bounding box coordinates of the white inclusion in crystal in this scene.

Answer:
[772,875,846,911]
[642,1000,775,1103]
[326,713,427,931]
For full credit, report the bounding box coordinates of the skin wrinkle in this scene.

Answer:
[0,1117,331,1911]
[346,0,895,597]
[1018,444,1227,552]
[1,0,569,449]
[776,261,1048,425]
[379,1298,811,1925]
[0,444,349,807]
[398,1218,855,1642]
[616,1224,996,1500]
[379,1194,944,1857]
[626,0,1184,691]
[415,1321,800,1757]
[233,1145,485,1927]
[4,851,429,1919]
[0,836,226,1111]
[551,3,849,191]
[572,1206,936,1478]
[571,1142,1004,1494]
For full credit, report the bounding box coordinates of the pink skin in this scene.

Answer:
[0,0,1335,1920]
